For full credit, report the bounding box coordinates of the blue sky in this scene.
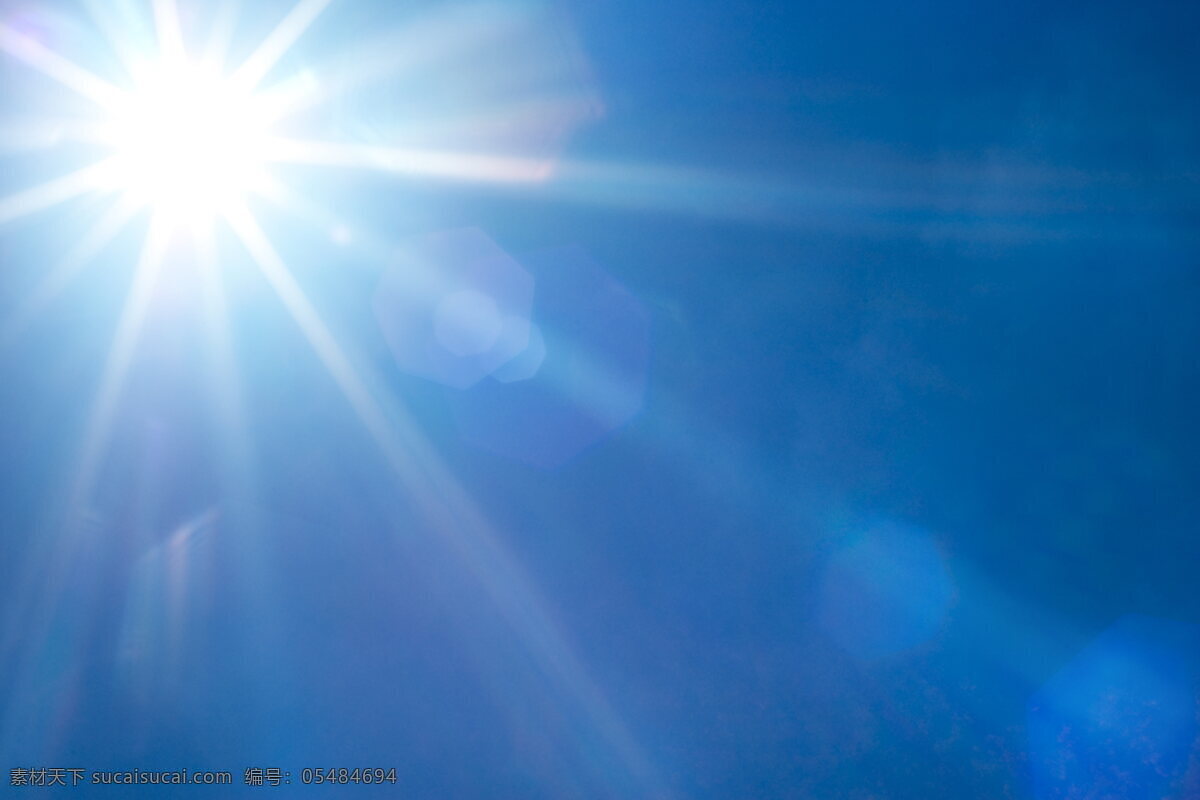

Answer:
[1,0,1198,797]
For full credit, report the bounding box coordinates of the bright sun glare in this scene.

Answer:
[105,63,271,221]
[0,2,664,791]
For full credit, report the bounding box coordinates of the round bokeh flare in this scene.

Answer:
[815,520,954,660]
[373,228,534,389]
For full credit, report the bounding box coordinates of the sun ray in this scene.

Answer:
[263,138,555,182]
[1,3,660,787]
[231,0,334,91]
[201,0,239,69]
[0,212,173,759]
[264,139,895,226]
[81,0,162,85]
[0,118,112,152]
[151,0,188,64]
[222,202,401,453]
[192,222,290,660]
[81,0,139,80]
[0,158,119,225]
[250,4,528,125]
[194,224,258,537]
[67,213,173,519]
[251,171,356,245]
[223,203,661,792]
[0,195,143,351]
[0,23,125,109]
[252,70,321,125]
[192,222,261,540]
[195,226,251,473]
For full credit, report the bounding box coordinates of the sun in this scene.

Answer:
[0,4,666,790]
[0,0,348,237]
[102,61,272,224]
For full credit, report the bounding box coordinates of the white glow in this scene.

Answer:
[104,62,272,222]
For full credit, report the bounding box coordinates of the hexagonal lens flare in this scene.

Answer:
[449,246,651,468]
[1028,615,1200,800]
